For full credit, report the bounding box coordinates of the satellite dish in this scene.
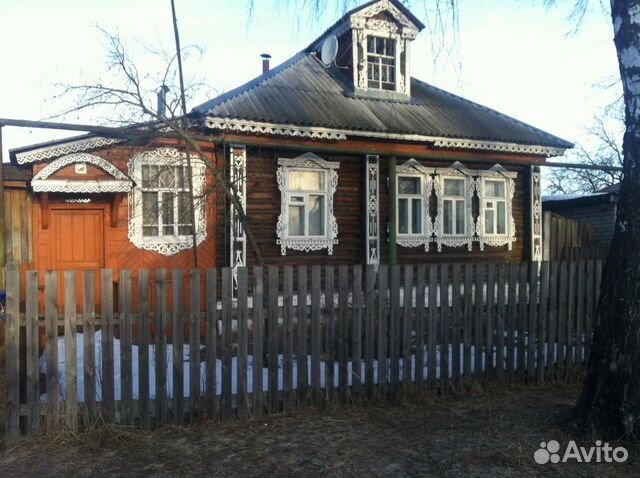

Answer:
[320,35,338,66]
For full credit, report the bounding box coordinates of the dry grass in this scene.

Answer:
[1,384,639,477]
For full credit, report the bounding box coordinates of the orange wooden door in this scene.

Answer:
[51,207,105,310]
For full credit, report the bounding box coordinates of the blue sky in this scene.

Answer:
[0,0,620,160]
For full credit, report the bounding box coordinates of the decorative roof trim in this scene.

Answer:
[15,136,125,164]
[31,179,131,193]
[32,152,129,181]
[204,116,568,156]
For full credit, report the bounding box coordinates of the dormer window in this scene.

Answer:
[367,36,396,90]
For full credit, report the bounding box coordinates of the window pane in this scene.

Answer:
[289,171,324,191]
[444,178,464,196]
[288,205,305,236]
[176,166,185,189]
[398,177,420,195]
[367,36,375,53]
[142,165,159,188]
[159,167,176,188]
[497,201,506,234]
[398,198,408,234]
[142,192,158,236]
[308,195,325,236]
[486,180,505,198]
[485,209,494,235]
[455,200,465,235]
[443,200,453,235]
[162,192,174,235]
[411,198,422,234]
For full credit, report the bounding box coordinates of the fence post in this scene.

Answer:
[64,271,78,431]
[189,268,202,419]
[26,270,40,433]
[172,269,185,425]
[5,262,20,438]
[138,269,150,428]
[155,269,168,424]
[101,269,114,423]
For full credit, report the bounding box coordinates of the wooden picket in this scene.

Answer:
[3,260,604,438]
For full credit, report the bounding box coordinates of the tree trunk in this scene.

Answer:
[576,0,640,439]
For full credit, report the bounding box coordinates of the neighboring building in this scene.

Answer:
[7,0,572,296]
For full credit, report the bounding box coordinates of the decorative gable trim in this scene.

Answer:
[32,153,129,181]
[14,136,125,164]
[204,117,347,140]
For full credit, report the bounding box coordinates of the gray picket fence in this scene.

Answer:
[4,260,603,438]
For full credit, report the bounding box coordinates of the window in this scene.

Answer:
[128,147,207,256]
[367,36,396,90]
[276,153,339,255]
[476,165,517,251]
[397,176,422,235]
[483,179,507,235]
[442,178,466,236]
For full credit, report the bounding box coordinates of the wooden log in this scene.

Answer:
[6,262,20,438]
[311,265,321,406]
[155,269,168,424]
[365,265,376,397]
[282,266,294,412]
[237,267,249,419]
[64,271,78,431]
[222,268,233,419]
[352,265,363,399]
[415,265,426,387]
[325,266,335,402]
[338,265,349,404]
[138,269,150,428]
[119,270,133,425]
[252,267,264,416]
[297,265,308,406]
[189,269,201,419]
[172,269,184,425]
[377,265,388,397]
[206,269,218,419]
[389,265,401,398]
[402,264,413,388]
[267,266,279,413]
[101,269,114,423]
[26,270,40,433]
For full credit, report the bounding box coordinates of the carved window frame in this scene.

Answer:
[276,152,339,255]
[476,164,517,251]
[127,147,207,256]
[395,159,435,251]
[433,162,475,251]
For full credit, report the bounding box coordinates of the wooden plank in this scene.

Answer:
[428,264,438,387]
[5,263,20,438]
[517,263,528,383]
[26,270,40,433]
[506,264,518,382]
[206,269,218,418]
[377,265,389,397]
[138,269,150,428]
[237,267,249,419]
[496,263,506,383]
[64,271,78,431]
[352,265,363,399]
[389,265,401,398]
[440,264,450,392]
[267,266,279,413]
[584,261,595,364]
[310,265,321,406]
[557,261,568,380]
[338,265,349,404]
[252,267,264,416]
[365,265,376,396]
[101,269,114,423]
[282,266,294,412]
[463,263,473,383]
[82,271,97,425]
[222,267,233,419]
[547,262,559,381]
[155,269,168,424]
[527,264,538,384]
[297,265,308,406]
[538,262,550,384]
[189,269,201,419]
[45,271,61,430]
[324,266,335,402]
[402,265,413,388]
[415,265,426,387]
[172,269,185,425]
[451,263,462,387]
[566,261,577,380]
[119,270,133,425]
[485,263,495,381]
[474,263,484,380]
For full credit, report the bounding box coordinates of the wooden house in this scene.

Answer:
[7,0,572,293]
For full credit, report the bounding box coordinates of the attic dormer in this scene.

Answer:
[321,0,424,100]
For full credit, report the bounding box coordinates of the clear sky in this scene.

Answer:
[0,0,620,161]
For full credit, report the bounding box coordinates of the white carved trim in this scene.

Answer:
[434,162,476,251]
[396,159,435,251]
[475,164,518,251]
[366,155,380,266]
[351,0,420,38]
[229,145,247,291]
[531,165,543,261]
[276,152,339,255]
[127,147,207,256]
[203,116,567,156]
[33,152,129,181]
[15,136,125,164]
[31,179,131,193]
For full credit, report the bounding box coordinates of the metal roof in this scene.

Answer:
[195,53,572,151]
